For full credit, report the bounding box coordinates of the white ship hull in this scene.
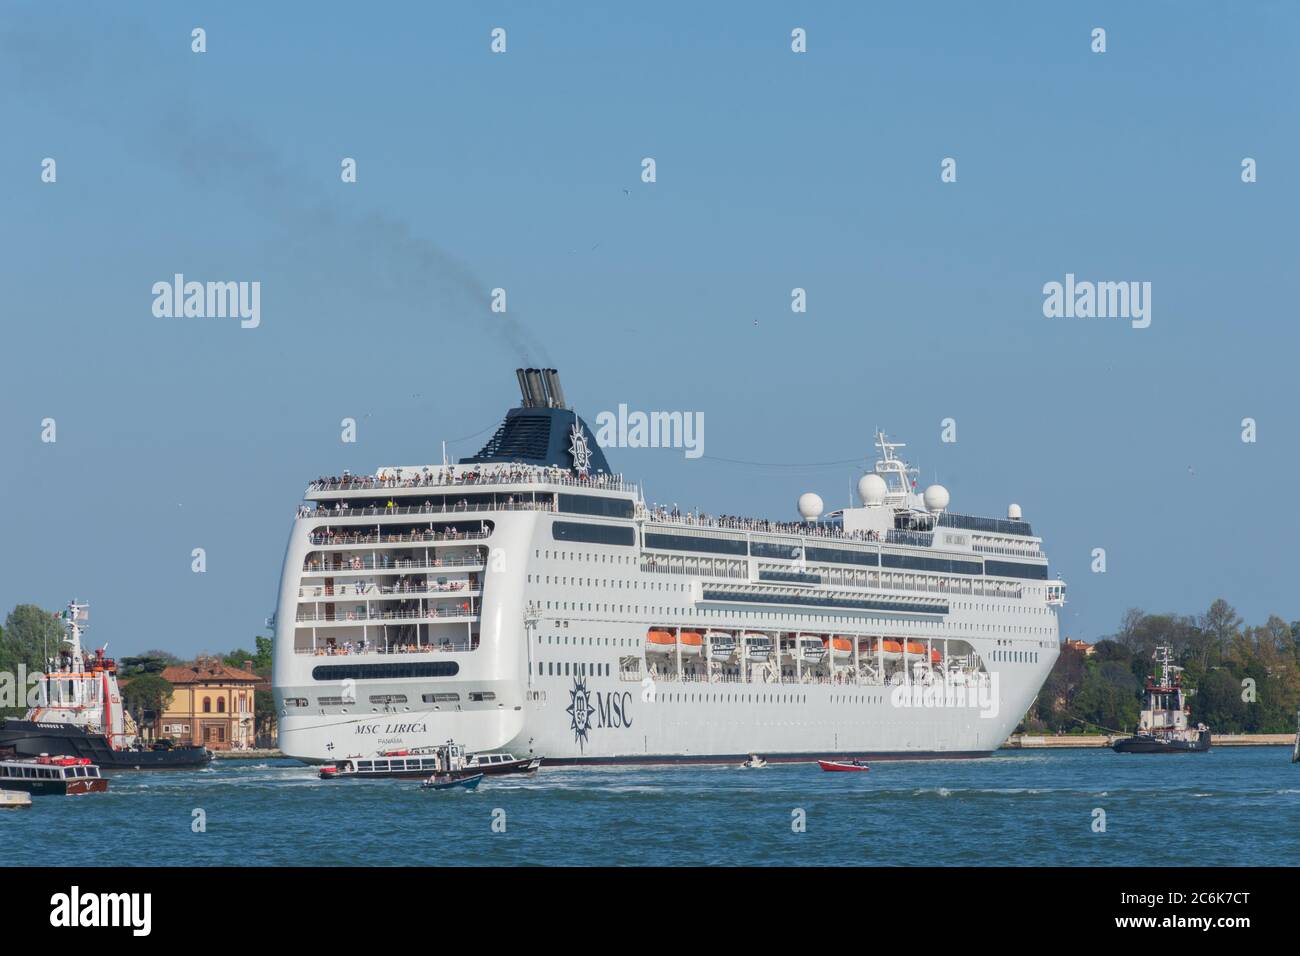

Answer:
[274,507,1060,765]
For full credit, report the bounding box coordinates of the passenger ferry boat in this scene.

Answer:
[319,741,539,779]
[0,602,212,769]
[0,755,108,795]
[1112,646,1211,754]
[273,369,1065,765]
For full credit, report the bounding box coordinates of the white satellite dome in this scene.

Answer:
[922,484,950,513]
[1008,503,1022,521]
[857,474,888,507]
[797,492,824,521]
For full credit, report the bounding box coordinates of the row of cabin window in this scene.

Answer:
[533,661,611,678]
[991,650,1041,663]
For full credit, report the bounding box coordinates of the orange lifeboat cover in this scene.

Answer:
[679,631,703,647]
[646,630,676,645]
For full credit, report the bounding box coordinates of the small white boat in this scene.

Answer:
[783,636,826,664]
[740,755,767,769]
[742,633,773,661]
[824,635,854,662]
[645,629,676,655]
[0,789,33,809]
[704,632,736,661]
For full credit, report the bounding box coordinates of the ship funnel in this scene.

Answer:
[524,368,548,409]
[515,369,532,406]
[516,368,545,408]
[542,368,567,409]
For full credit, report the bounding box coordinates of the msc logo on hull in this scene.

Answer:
[567,677,632,751]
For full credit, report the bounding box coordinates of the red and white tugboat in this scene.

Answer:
[1113,645,1211,754]
[0,601,212,769]
[0,754,109,796]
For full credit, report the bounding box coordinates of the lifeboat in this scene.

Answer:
[823,635,854,662]
[704,631,736,661]
[741,633,773,661]
[645,629,676,655]
[784,636,826,663]
[864,639,904,662]
[903,641,928,657]
[679,631,703,658]
[930,648,942,663]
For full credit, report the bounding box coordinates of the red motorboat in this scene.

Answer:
[817,759,870,772]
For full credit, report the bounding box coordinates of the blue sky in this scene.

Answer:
[1,2,1296,656]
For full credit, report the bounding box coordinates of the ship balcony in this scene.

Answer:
[297,582,481,600]
[298,499,553,520]
[295,606,478,625]
[308,528,491,548]
[293,634,477,656]
[302,554,485,574]
[305,469,634,496]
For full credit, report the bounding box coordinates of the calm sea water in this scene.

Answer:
[8,748,1298,866]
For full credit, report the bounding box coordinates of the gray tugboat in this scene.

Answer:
[1113,645,1210,754]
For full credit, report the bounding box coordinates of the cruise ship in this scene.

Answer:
[273,369,1064,764]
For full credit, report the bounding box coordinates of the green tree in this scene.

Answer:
[1197,599,1242,670]
[253,635,273,673]
[120,673,174,743]
[1194,669,1247,733]
[254,687,277,742]
[119,654,177,677]
[0,604,63,717]
[222,648,256,669]
[1074,661,1141,732]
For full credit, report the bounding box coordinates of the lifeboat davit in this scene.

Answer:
[864,639,904,661]
[645,629,676,654]
[823,635,853,662]
[679,631,703,658]
[704,631,736,661]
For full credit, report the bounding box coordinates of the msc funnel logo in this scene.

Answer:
[567,676,594,750]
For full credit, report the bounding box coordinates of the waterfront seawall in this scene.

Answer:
[1003,734,1294,748]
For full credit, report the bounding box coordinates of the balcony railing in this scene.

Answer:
[303,555,485,573]
[307,469,634,494]
[298,582,478,599]
[295,607,476,624]
[309,530,490,546]
[645,510,883,545]
[294,639,476,656]
[299,500,552,520]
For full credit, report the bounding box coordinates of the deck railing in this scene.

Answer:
[299,500,552,520]
[295,607,476,624]
[309,530,490,546]
[302,555,485,573]
[308,470,634,494]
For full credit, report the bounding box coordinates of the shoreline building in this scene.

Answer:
[158,659,259,750]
